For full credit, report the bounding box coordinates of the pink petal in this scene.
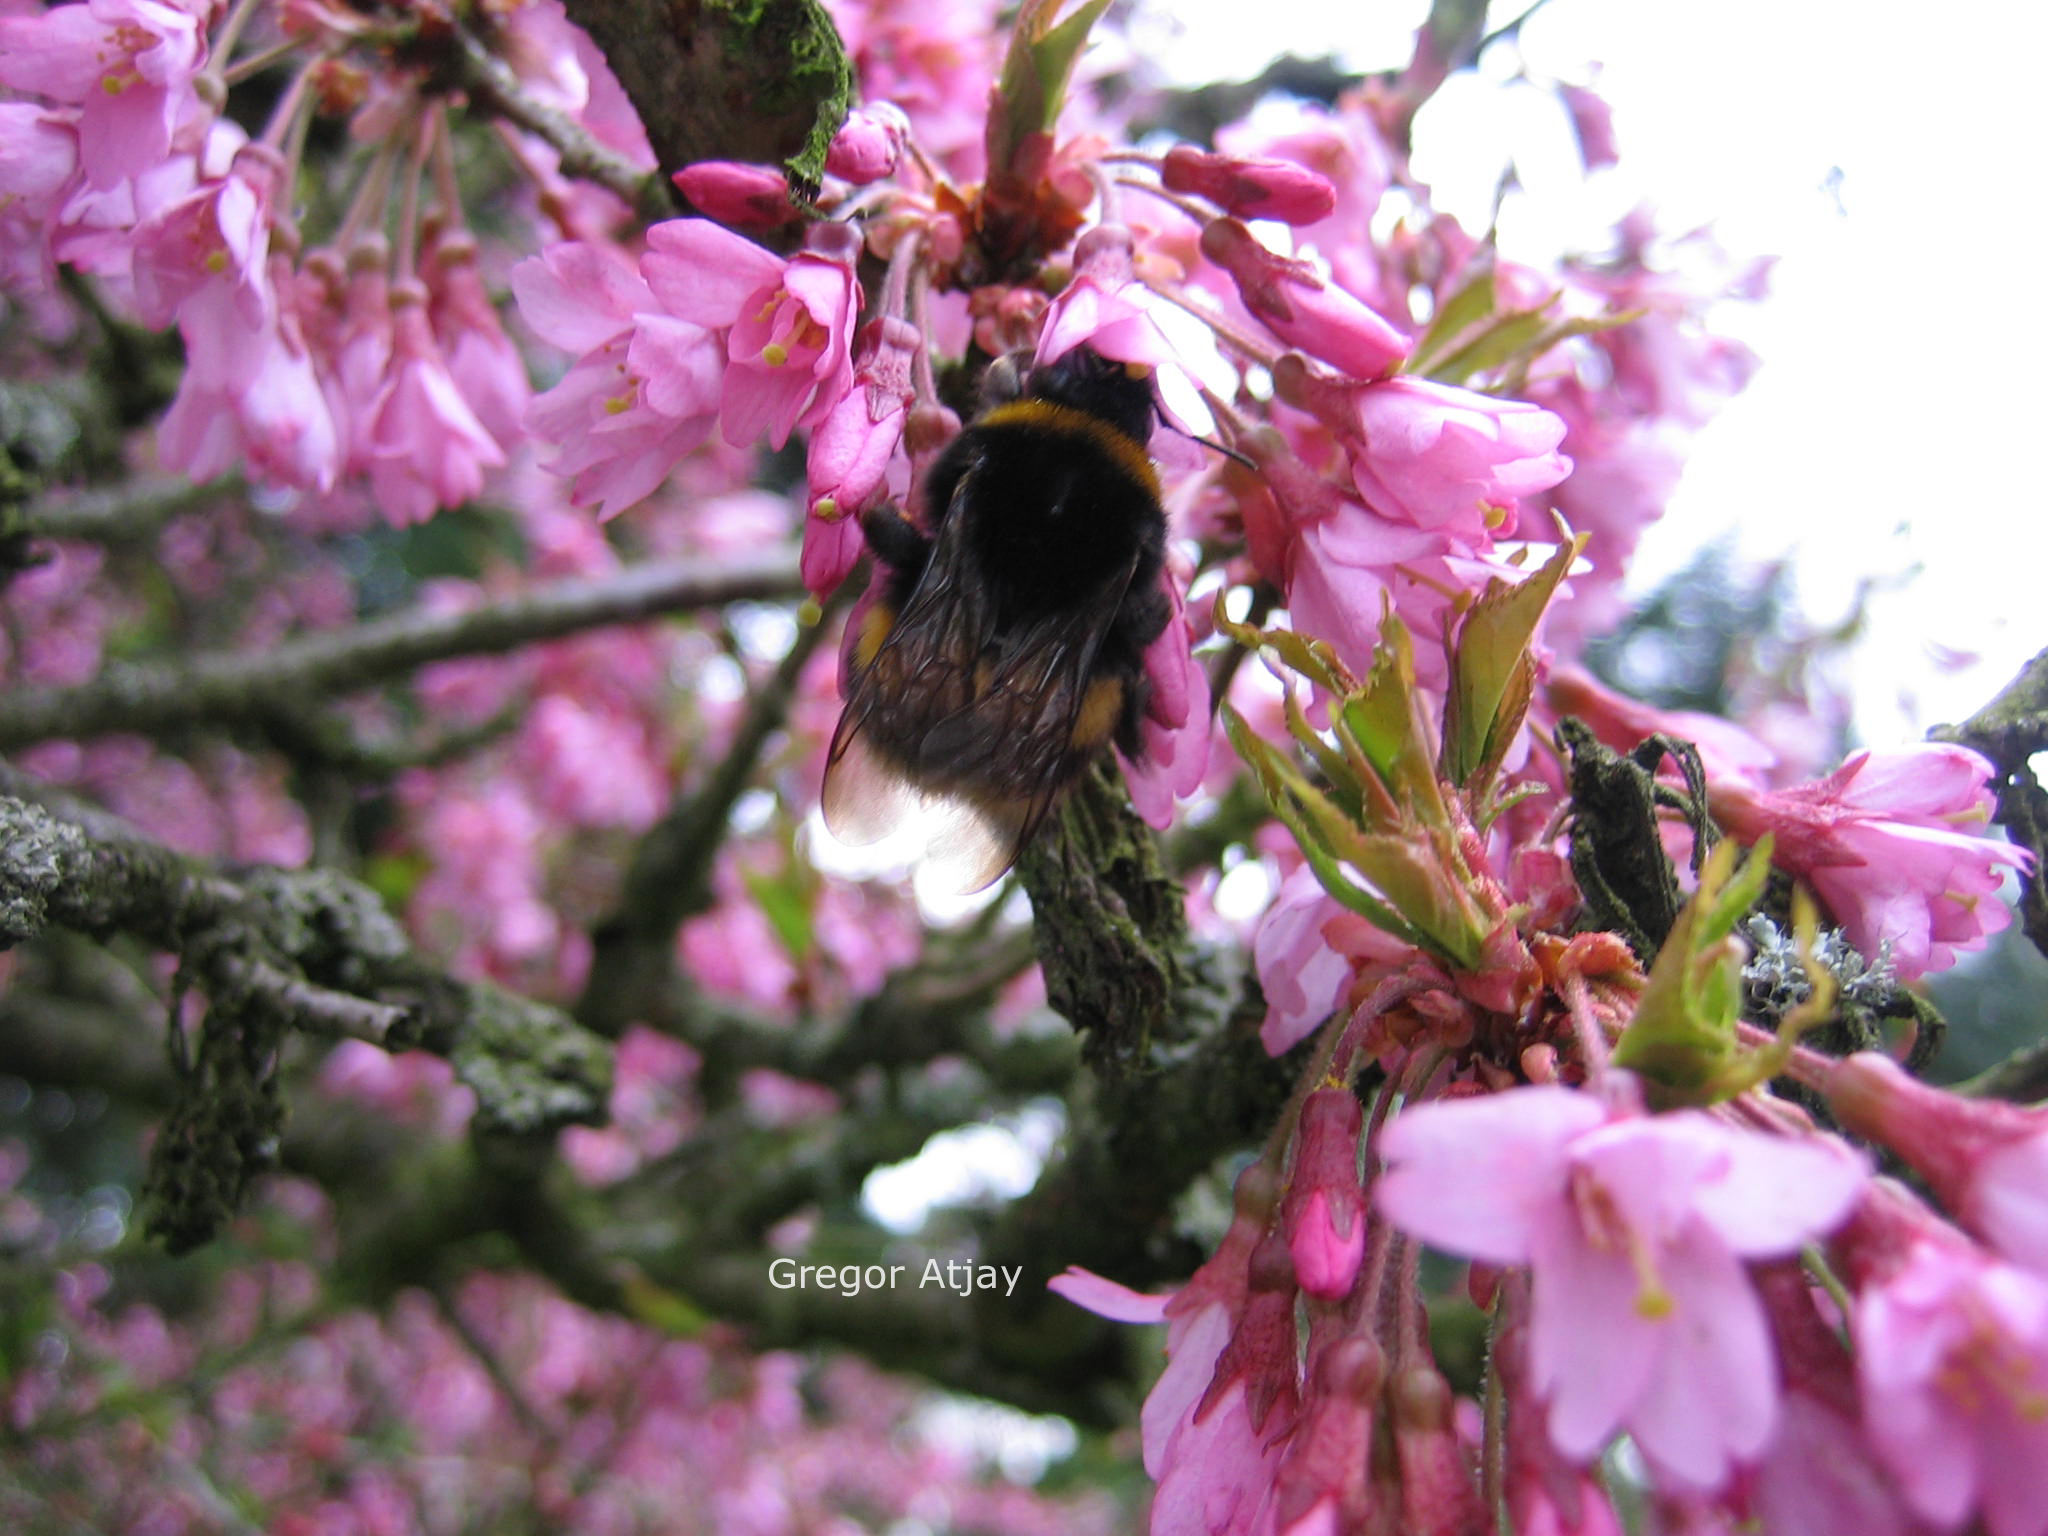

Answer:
[1623,1224,1777,1487]
[1688,1131,1868,1256]
[1047,1265,1172,1324]
[1527,1203,1658,1459]
[1375,1087,1603,1265]
[641,218,782,327]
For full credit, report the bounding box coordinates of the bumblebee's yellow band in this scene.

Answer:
[978,400,1162,499]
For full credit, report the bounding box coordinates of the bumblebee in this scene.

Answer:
[822,345,1171,892]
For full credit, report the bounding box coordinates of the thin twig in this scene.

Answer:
[450,25,672,218]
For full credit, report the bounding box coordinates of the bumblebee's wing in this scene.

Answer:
[821,500,1008,871]
[821,708,922,847]
[910,551,1144,886]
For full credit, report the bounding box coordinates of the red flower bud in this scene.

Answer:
[1162,144,1338,225]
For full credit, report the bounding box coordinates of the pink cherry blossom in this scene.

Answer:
[1274,356,1571,545]
[1252,866,1360,1056]
[423,230,531,449]
[127,142,278,331]
[1037,223,1197,379]
[1852,1234,2048,1536]
[1053,1166,1290,1518]
[322,241,394,472]
[1118,564,1213,831]
[803,315,919,596]
[1831,1051,2048,1275]
[1710,742,2028,978]
[1346,376,1571,541]
[366,280,507,525]
[1376,1087,1869,1487]
[0,103,82,292]
[514,237,726,514]
[157,257,341,491]
[0,0,213,191]
[649,219,859,451]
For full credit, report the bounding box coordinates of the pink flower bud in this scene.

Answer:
[1263,1335,1382,1536]
[1199,216,1409,381]
[1196,1227,1302,1437]
[825,102,909,184]
[1831,1052,2048,1273]
[1161,144,1338,225]
[672,161,798,228]
[1283,1088,1367,1299]
[802,317,921,597]
[1393,1365,1489,1536]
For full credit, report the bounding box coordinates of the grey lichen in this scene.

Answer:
[0,797,82,944]
[1741,913,1899,1020]
[5,781,617,1251]
[448,980,613,1136]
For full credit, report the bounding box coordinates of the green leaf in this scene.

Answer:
[1223,705,1483,966]
[1443,528,1587,790]
[1499,307,1647,395]
[987,0,1114,177]
[1423,303,1555,386]
[1282,686,1364,805]
[1214,599,1357,698]
[1408,265,1498,377]
[740,864,815,961]
[1612,835,1778,1105]
[1224,706,1426,943]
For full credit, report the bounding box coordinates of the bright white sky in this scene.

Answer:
[1133,0,2048,746]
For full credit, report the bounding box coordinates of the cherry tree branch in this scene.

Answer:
[0,765,612,1141]
[0,549,803,751]
[448,25,674,218]
[18,475,236,546]
[559,0,852,191]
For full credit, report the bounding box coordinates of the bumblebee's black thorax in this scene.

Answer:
[915,355,1165,618]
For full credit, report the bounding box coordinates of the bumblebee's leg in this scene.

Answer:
[1108,578,1172,652]
[1112,675,1154,757]
[858,502,933,577]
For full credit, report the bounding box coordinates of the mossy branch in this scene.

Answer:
[0,769,613,1248]
[559,0,853,192]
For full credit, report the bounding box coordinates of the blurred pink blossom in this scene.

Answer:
[1711,743,2028,978]
[0,0,212,190]
[1377,1088,1868,1487]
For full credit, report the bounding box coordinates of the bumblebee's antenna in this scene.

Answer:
[1143,392,1257,471]
[1194,435,1257,471]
